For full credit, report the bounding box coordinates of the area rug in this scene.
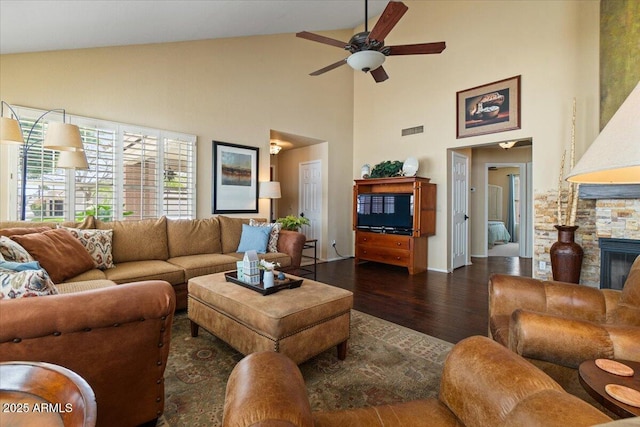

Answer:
[161,310,453,426]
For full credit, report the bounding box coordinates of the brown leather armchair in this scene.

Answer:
[222,336,612,427]
[488,255,640,398]
[0,280,175,427]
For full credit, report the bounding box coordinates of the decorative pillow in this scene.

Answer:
[0,226,53,237]
[249,219,281,253]
[236,224,272,254]
[61,227,114,269]
[0,236,34,263]
[0,263,58,299]
[10,228,96,283]
[0,260,42,271]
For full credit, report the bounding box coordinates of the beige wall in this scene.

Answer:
[353,0,599,271]
[0,31,355,256]
[0,1,601,272]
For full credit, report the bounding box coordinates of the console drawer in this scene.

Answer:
[356,232,411,250]
[356,245,410,267]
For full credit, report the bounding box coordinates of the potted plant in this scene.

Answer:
[276,215,310,231]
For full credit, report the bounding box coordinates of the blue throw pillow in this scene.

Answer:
[237,224,272,254]
[0,260,42,271]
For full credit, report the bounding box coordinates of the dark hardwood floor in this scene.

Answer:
[313,256,532,344]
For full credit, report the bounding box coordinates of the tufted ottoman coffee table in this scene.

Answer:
[188,272,353,364]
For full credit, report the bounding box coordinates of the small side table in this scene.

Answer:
[578,359,640,418]
[0,361,97,426]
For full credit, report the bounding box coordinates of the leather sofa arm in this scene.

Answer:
[489,274,609,322]
[440,336,611,426]
[277,230,306,268]
[223,351,313,427]
[509,309,640,367]
[0,280,176,427]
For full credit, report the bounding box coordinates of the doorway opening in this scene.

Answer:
[486,163,527,258]
[448,138,533,272]
[269,129,327,260]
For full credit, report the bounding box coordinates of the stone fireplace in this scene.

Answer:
[534,190,640,288]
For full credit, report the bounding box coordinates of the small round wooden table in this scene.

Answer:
[578,359,640,418]
[0,361,97,426]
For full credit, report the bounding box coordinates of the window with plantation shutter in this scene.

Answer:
[74,122,118,221]
[163,134,195,219]
[5,107,196,222]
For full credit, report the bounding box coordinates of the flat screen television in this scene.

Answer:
[356,193,413,233]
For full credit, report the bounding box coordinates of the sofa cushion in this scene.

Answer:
[237,224,271,254]
[96,217,169,263]
[62,227,114,269]
[63,268,108,283]
[59,215,96,229]
[167,217,222,257]
[103,260,184,285]
[0,236,34,263]
[0,262,58,299]
[11,228,97,283]
[168,253,242,281]
[56,280,117,294]
[218,216,251,254]
[249,219,281,253]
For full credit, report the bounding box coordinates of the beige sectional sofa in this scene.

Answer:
[0,215,306,310]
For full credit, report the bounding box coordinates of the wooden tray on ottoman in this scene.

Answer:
[225,271,302,295]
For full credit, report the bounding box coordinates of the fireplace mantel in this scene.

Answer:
[580,184,640,199]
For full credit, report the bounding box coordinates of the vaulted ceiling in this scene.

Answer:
[1,0,387,54]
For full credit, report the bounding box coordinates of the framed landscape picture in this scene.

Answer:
[456,75,521,138]
[212,141,259,213]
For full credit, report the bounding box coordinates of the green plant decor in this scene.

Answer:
[276,215,310,231]
[369,160,403,178]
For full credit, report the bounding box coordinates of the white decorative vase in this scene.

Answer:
[263,271,275,288]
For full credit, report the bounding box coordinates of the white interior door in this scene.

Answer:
[452,152,469,269]
[299,160,322,253]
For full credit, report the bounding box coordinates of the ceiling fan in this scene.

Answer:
[296,0,446,83]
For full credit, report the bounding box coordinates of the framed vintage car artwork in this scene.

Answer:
[212,141,259,213]
[456,75,521,138]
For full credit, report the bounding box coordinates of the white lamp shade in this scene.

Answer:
[347,50,386,72]
[43,122,84,151]
[566,82,640,184]
[259,181,281,199]
[0,116,24,144]
[57,150,89,169]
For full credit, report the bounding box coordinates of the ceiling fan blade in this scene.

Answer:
[367,1,409,43]
[309,58,348,76]
[370,66,389,83]
[296,31,348,49]
[388,41,446,56]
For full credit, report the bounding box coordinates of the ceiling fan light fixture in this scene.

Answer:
[347,50,386,72]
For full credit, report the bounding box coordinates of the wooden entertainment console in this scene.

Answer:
[353,176,436,274]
